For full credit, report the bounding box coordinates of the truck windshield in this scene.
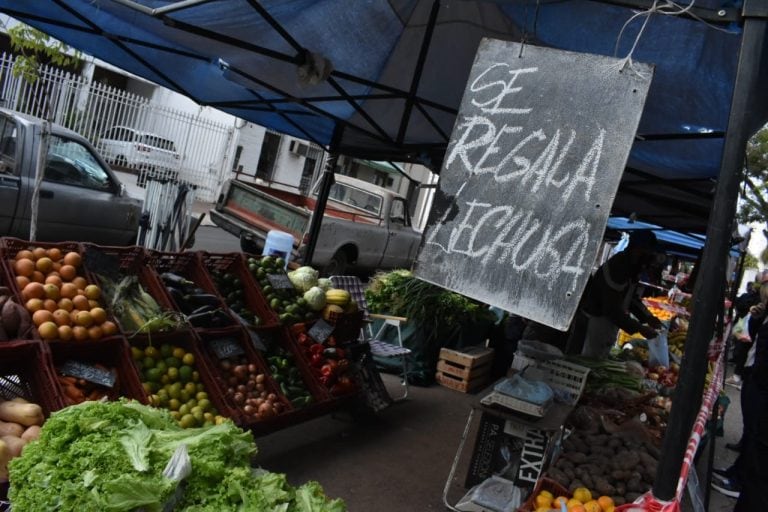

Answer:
[46,136,112,191]
[327,183,382,216]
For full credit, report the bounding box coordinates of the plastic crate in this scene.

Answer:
[0,237,84,300]
[196,326,293,429]
[47,336,147,407]
[0,339,63,414]
[523,359,590,406]
[81,244,184,336]
[516,477,569,512]
[147,250,237,328]
[199,252,279,328]
[127,330,240,424]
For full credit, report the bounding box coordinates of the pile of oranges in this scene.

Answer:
[534,488,615,512]
[10,246,118,341]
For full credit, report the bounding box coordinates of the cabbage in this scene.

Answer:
[317,278,332,291]
[288,266,319,292]
[304,286,327,311]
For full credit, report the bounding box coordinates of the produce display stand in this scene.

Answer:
[0,237,368,441]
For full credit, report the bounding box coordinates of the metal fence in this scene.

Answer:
[0,52,233,202]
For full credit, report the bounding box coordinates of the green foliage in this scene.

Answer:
[743,251,759,269]
[738,126,768,225]
[7,23,81,82]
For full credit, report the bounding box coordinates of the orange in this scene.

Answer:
[35,257,53,274]
[58,265,77,282]
[15,275,30,289]
[52,309,71,326]
[63,252,81,267]
[72,295,90,311]
[101,320,118,336]
[38,321,58,340]
[45,275,63,288]
[72,276,88,290]
[535,494,553,509]
[90,307,107,325]
[87,325,103,340]
[553,497,570,509]
[74,310,94,327]
[84,285,101,301]
[570,506,586,512]
[60,283,78,299]
[57,324,73,341]
[43,283,60,301]
[72,325,89,341]
[31,247,46,260]
[573,488,592,504]
[32,309,54,327]
[597,497,614,510]
[25,298,44,313]
[14,258,35,277]
[52,261,62,272]
[15,249,33,261]
[47,247,62,261]
[22,282,45,301]
[583,501,601,512]
[31,271,45,283]
[57,298,74,312]
[88,299,101,309]
[43,299,58,313]
[567,499,583,509]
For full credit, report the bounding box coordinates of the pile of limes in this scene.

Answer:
[131,343,226,428]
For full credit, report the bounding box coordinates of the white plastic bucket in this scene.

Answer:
[262,230,294,268]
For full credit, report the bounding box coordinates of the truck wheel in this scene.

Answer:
[323,250,347,276]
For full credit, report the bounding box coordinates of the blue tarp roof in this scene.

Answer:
[606,216,741,258]
[2,0,766,232]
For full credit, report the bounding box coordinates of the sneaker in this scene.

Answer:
[725,375,742,389]
[711,477,741,498]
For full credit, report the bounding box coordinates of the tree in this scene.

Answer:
[6,23,80,83]
[744,251,759,270]
[737,126,768,225]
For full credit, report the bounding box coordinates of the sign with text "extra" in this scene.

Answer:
[415,39,652,330]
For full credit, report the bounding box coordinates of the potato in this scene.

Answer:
[0,421,24,438]
[1,436,25,458]
[612,496,627,506]
[21,425,41,442]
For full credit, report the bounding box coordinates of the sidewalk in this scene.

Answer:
[113,170,216,226]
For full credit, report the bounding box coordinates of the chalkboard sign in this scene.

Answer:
[267,273,294,291]
[415,39,653,330]
[308,319,334,343]
[59,360,117,388]
[208,338,245,359]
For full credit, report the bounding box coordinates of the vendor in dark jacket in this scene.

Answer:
[733,282,768,510]
[566,230,662,357]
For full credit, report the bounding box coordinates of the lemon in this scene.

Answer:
[182,353,195,365]
[203,412,214,422]
[168,398,181,411]
[144,346,160,359]
[167,367,179,382]
[160,344,173,358]
[179,414,196,428]
[179,366,194,383]
[172,347,186,360]
[198,398,211,411]
[196,391,208,401]
[192,371,200,383]
[142,357,156,369]
[131,346,143,360]
[573,488,592,504]
[178,404,190,416]
[184,382,197,395]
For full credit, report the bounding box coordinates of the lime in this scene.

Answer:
[191,408,204,422]
[182,353,195,365]
[131,346,143,360]
[160,374,170,385]
[167,367,179,382]
[178,404,190,416]
[157,389,169,401]
[179,390,191,403]
[142,357,156,369]
[196,383,205,393]
[178,366,193,383]
[192,371,200,383]
[144,346,160,359]
[154,361,168,374]
[187,398,198,409]
[168,398,181,411]
[169,411,181,421]
[148,394,160,406]
[184,382,197,395]
[146,368,162,383]
[172,347,186,360]
[179,414,196,428]
[165,357,182,368]
[270,298,281,310]
[168,382,182,399]
[160,344,173,358]
[197,398,211,411]
[203,412,214,422]
[195,391,208,401]
[142,382,153,394]
[203,420,214,427]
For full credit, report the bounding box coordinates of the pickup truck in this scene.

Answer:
[0,109,142,245]
[210,173,422,274]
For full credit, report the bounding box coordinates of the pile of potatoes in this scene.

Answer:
[545,430,659,507]
[0,398,44,481]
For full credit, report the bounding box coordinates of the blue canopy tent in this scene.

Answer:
[1,0,767,504]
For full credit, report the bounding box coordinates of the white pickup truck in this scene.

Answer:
[210,174,422,275]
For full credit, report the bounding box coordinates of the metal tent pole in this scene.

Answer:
[303,126,343,266]
[653,1,768,500]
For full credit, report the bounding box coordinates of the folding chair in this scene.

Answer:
[330,275,411,401]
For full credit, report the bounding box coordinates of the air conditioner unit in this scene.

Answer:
[288,140,310,157]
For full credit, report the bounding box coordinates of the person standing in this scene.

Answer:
[566,230,663,357]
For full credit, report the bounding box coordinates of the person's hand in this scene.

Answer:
[639,324,659,339]
[647,316,663,330]
[750,303,766,318]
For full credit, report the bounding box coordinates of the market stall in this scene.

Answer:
[0,236,371,509]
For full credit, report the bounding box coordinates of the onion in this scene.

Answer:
[243,405,255,415]
[246,381,256,391]
[258,402,276,418]
[227,376,238,386]
[247,364,257,373]
[221,360,232,371]
[236,384,247,393]
[255,374,265,384]
[256,383,265,392]
[260,391,268,399]
[267,393,277,402]
[233,365,248,379]
[233,392,245,405]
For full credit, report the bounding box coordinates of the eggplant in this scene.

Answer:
[182,293,221,308]
[161,272,193,287]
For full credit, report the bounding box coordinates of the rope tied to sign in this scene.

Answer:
[612,0,738,78]
[518,0,542,58]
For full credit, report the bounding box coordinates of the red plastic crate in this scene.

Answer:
[199,252,279,328]
[0,237,84,301]
[127,330,241,424]
[269,327,332,403]
[81,244,185,336]
[288,324,360,399]
[147,250,237,328]
[0,339,63,415]
[46,336,147,408]
[196,326,293,429]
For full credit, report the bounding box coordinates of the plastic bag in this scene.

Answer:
[647,329,670,368]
